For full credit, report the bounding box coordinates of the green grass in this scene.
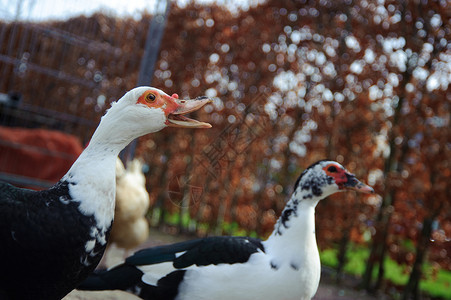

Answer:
[344,245,370,276]
[320,245,451,299]
[164,211,180,225]
[383,258,409,286]
[161,212,258,237]
[420,265,451,299]
[319,248,339,267]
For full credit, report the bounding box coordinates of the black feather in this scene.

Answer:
[138,270,186,300]
[127,238,204,265]
[127,236,264,269]
[0,181,111,300]
[173,236,264,268]
[79,264,143,291]
[293,159,329,191]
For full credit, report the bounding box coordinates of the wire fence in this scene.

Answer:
[0,0,165,187]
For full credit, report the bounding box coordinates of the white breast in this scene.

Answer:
[63,147,118,235]
[175,249,319,300]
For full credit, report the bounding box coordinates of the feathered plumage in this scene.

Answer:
[0,87,211,300]
[79,160,374,300]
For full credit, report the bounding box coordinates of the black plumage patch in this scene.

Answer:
[311,184,323,196]
[175,236,265,268]
[292,160,329,192]
[138,270,187,300]
[127,236,265,269]
[0,180,111,300]
[280,208,296,229]
[290,262,300,271]
[79,264,144,291]
[275,203,299,235]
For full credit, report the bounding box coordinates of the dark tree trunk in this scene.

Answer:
[402,170,442,300]
[361,188,394,291]
[336,225,350,283]
[402,216,434,300]
[374,190,397,290]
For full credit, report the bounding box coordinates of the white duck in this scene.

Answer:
[0,87,211,300]
[79,160,373,300]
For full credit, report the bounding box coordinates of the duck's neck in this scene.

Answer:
[264,191,322,269]
[87,106,142,149]
[62,115,134,231]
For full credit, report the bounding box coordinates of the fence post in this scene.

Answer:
[120,0,170,165]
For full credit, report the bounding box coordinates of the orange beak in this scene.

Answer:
[167,96,212,128]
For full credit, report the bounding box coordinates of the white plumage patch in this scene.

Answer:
[175,251,186,258]
[90,227,107,246]
[139,262,176,286]
[59,195,70,205]
[85,239,96,253]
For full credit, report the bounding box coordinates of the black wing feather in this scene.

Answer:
[126,236,264,269]
[79,264,143,290]
[126,238,205,265]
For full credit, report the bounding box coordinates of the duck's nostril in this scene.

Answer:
[196,96,209,100]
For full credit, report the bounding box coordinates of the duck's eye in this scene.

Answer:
[327,166,338,173]
[145,93,156,102]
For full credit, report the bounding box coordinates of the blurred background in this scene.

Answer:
[0,0,449,299]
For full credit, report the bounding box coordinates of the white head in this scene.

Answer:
[272,160,374,237]
[90,86,212,147]
[293,160,374,199]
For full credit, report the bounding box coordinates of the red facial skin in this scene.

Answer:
[323,163,374,194]
[136,90,180,119]
[323,163,348,187]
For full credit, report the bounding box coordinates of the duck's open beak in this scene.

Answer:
[167,96,212,128]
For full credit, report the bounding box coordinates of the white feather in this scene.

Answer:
[139,262,177,286]
[61,87,169,247]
